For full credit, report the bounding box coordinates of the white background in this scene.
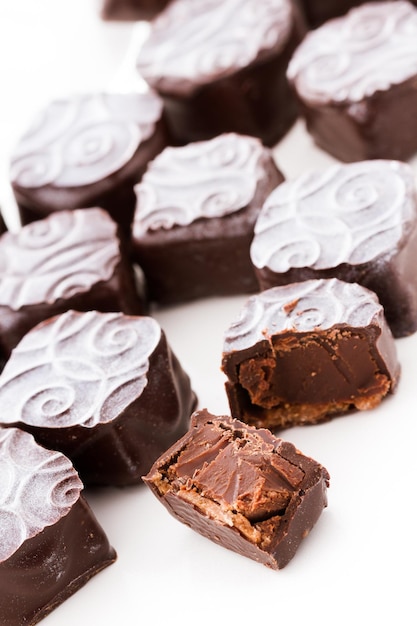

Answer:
[0,2,416,625]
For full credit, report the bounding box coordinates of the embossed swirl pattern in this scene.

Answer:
[250,160,415,272]
[0,208,120,309]
[287,0,417,104]
[0,427,82,561]
[134,134,265,235]
[10,92,163,187]
[0,310,161,428]
[137,0,292,86]
[223,279,383,352]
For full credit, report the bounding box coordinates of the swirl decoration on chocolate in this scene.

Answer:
[136,0,293,88]
[0,310,161,429]
[134,134,266,235]
[250,160,416,273]
[223,278,384,353]
[287,1,417,105]
[0,427,82,562]
[10,91,163,188]
[0,208,120,309]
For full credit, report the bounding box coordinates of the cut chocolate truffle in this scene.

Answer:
[131,133,284,304]
[136,0,305,147]
[0,207,145,362]
[250,159,417,338]
[0,427,116,626]
[0,310,197,486]
[144,409,330,570]
[287,1,417,162]
[101,0,171,20]
[221,279,400,430]
[9,91,167,235]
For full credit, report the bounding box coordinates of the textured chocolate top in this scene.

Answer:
[287,1,417,105]
[0,208,121,309]
[10,92,163,188]
[250,160,417,272]
[136,0,293,91]
[0,310,161,429]
[223,279,386,353]
[0,427,82,562]
[133,133,268,235]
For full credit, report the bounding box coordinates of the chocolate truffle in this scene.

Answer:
[287,1,417,162]
[0,207,145,362]
[144,409,330,570]
[132,133,284,304]
[136,0,305,147]
[0,427,116,626]
[221,279,400,430]
[101,0,171,20]
[10,91,167,235]
[0,310,197,486]
[250,159,417,338]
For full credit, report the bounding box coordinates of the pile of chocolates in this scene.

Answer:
[2,0,417,623]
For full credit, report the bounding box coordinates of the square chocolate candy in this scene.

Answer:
[132,133,284,304]
[144,409,330,569]
[287,1,417,162]
[136,0,305,147]
[0,207,145,362]
[9,91,167,235]
[250,159,417,338]
[0,310,197,486]
[0,427,116,626]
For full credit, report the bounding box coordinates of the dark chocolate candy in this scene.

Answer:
[144,409,330,569]
[287,1,417,162]
[10,91,167,235]
[250,159,417,338]
[136,0,305,147]
[0,427,116,625]
[221,279,400,430]
[0,208,145,362]
[101,0,171,20]
[0,310,197,486]
[131,133,284,304]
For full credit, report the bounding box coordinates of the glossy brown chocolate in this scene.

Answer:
[144,409,330,569]
[0,311,197,486]
[0,208,145,363]
[222,279,400,430]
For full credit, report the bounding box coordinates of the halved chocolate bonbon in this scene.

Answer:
[221,279,400,430]
[144,409,330,569]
